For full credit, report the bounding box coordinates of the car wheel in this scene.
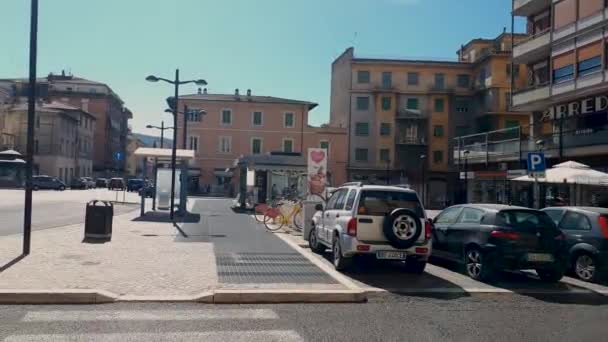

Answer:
[464,247,493,281]
[536,267,564,283]
[308,227,326,254]
[574,253,600,282]
[33,186,39,191]
[59,186,65,191]
[382,208,422,249]
[404,259,427,274]
[332,235,352,271]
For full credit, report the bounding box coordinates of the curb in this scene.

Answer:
[0,289,364,305]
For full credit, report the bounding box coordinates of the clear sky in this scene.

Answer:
[1,0,525,136]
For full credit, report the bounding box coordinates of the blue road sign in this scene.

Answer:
[115,152,123,161]
[527,152,546,177]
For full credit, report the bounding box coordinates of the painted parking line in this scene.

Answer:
[4,331,304,342]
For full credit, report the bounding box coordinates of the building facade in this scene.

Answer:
[175,89,347,194]
[451,0,608,207]
[0,72,132,177]
[1,101,95,181]
[330,32,529,208]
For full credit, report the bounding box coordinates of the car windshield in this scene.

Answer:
[358,190,423,217]
[496,210,556,232]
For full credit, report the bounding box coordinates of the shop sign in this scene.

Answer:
[541,95,608,122]
[307,148,327,195]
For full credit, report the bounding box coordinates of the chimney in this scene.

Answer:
[503,26,507,33]
[235,88,240,96]
[203,88,208,94]
[197,88,202,94]
[247,89,251,97]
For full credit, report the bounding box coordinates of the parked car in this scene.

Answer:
[108,178,125,191]
[127,179,145,192]
[95,178,108,188]
[432,204,566,282]
[82,177,96,189]
[310,183,432,273]
[32,176,66,191]
[542,207,608,282]
[70,177,88,190]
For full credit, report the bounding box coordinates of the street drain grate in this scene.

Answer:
[216,252,338,284]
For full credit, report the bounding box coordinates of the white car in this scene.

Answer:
[310,183,432,273]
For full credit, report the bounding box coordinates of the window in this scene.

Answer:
[433,150,443,163]
[283,139,294,153]
[219,136,232,153]
[553,64,574,83]
[433,125,444,137]
[495,210,556,232]
[379,148,390,162]
[380,123,391,136]
[457,74,470,88]
[251,138,262,154]
[221,109,232,125]
[381,96,392,110]
[357,70,370,83]
[355,122,369,136]
[455,99,469,113]
[320,140,329,151]
[407,72,419,85]
[358,190,424,217]
[578,56,602,77]
[283,112,295,128]
[434,98,445,112]
[559,211,592,231]
[252,111,263,126]
[356,96,369,110]
[406,98,419,110]
[435,207,463,224]
[458,208,485,224]
[334,189,349,210]
[543,209,564,225]
[382,72,392,88]
[434,73,445,89]
[345,190,357,211]
[188,136,199,151]
[355,148,368,161]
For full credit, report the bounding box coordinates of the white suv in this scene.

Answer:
[310,183,432,273]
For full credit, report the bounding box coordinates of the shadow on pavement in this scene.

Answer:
[429,257,608,305]
[132,211,201,223]
[322,254,470,300]
[0,254,27,273]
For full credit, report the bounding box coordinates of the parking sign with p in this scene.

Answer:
[527,152,546,178]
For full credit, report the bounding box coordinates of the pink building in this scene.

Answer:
[177,89,346,194]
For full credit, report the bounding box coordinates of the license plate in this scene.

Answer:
[526,253,554,262]
[377,251,407,260]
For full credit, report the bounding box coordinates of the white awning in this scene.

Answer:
[513,161,608,185]
[134,147,195,161]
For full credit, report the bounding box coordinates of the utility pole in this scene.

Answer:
[183,105,188,149]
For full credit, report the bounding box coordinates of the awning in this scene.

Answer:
[513,161,608,185]
[134,147,195,162]
[0,158,26,164]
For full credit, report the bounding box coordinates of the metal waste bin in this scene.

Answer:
[85,200,113,240]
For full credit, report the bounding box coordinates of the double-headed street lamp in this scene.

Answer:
[146,70,207,220]
[146,121,173,149]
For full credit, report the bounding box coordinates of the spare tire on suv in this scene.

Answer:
[383,208,422,249]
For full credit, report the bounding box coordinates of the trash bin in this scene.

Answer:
[84,200,113,240]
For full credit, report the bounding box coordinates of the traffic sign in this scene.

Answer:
[527,152,546,178]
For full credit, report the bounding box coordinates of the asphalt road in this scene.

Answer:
[0,194,137,236]
[1,294,607,341]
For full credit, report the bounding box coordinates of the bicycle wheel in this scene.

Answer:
[292,208,304,230]
[264,211,285,231]
[254,204,268,223]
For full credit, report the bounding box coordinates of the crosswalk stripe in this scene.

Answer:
[3,330,304,342]
[21,309,278,322]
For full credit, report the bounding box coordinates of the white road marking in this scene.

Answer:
[21,309,278,322]
[3,331,304,342]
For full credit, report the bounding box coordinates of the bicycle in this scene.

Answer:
[263,199,304,232]
[254,198,281,223]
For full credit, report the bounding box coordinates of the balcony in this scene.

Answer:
[512,84,551,110]
[396,108,427,120]
[513,0,551,17]
[396,135,426,145]
[513,31,551,65]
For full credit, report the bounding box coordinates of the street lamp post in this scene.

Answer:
[420,154,426,207]
[534,139,545,209]
[146,71,207,220]
[463,150,470,204]
[23,0,39,255]
[146,122,174,210]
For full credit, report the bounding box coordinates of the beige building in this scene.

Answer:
[126,133,145,177]
[0,101,95,182]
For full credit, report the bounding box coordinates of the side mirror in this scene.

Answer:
[314,203,324,211]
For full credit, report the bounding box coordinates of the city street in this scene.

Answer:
[0,189,138,236]
[1,295,607,341]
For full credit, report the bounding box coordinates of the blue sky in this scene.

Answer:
[1,0,525,136]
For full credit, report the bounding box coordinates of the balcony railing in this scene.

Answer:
[513,30,551,64]
[513,0,551,17]
[396,108,427,120]
[396,135,426,145]
[512,83,551,108]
